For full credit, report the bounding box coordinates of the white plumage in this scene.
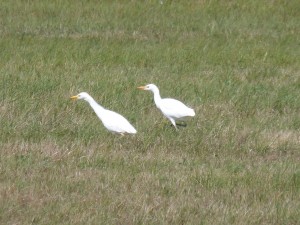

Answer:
[138,84,195,130]
[71,92,137,135]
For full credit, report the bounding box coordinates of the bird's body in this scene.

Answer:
[138,84,195,130]
[71,92,136,135]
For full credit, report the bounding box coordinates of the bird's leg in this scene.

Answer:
[169,118,178,131]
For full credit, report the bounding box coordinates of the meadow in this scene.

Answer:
[0,0,299,224]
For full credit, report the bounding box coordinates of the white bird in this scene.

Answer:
[137,84,195,130]
[70,92,137,135]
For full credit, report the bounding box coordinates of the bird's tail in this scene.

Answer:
[189,108,195,117]
[129,126,137,134]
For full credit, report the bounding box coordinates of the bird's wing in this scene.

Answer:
[102,110,137,134]
[159,98,194,118]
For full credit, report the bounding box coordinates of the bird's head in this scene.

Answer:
[70,92,90,101]
[137,84,158,92]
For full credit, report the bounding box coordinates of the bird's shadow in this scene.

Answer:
[176,122,187,127]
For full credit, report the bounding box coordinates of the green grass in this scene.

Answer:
[0,0,299,224]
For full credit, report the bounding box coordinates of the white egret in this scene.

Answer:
[70,92,137,135]
[138,84,195,130]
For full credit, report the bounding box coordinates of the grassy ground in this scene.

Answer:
[0,0,299,224]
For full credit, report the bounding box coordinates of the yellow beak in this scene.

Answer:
[137,86,146,90]
[70,95,78,100]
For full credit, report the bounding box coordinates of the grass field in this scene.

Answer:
[0,0,299,224]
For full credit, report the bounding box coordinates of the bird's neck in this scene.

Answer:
[86,97,106,115]
[152,89,162,107]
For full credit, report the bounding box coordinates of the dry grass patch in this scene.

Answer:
[261,130,300,150]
